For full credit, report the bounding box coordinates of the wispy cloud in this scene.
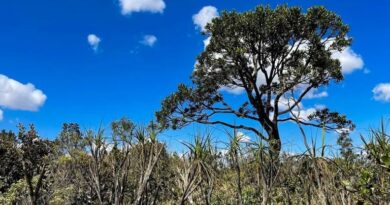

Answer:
[140,35,157,47]
[119,0,165,15]
[304,88,328,99]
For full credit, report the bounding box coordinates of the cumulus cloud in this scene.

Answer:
[0,74,47,112]
[87,34,101,52]
[140,35,157,47]
[373,83,390,102]
[119,0,165,15]
[0,109,3,121]
[193,6,218,32]
[331,47,364,74]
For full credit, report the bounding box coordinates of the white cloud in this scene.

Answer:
[336,127,353,134]
[0,109,3,121]
[140,35,157,47]
[269,99,326,120]
[324,39,364,74]
[193,6,218,32]
[314,104,326,110]
[237,131,251,143]
[331,47,364,74]
[0,74,47,112]
[291,107,316,122]
[291,104,325,122]
[274,97,301,112]
[219,85,245,95]
[305,89,328,99]
[373,83,390,102]
[87,34,101,52]
[119,0,165,15]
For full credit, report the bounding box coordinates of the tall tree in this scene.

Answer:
[156,5,354,154]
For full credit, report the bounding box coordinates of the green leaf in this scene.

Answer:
[341,180,350,187]
[381,156,390,167]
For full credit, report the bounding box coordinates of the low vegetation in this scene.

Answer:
[0,119,389,204]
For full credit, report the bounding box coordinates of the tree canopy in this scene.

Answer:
[156,5,354,153]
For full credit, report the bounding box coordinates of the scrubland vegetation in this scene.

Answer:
[0,5,389,205]
[0,120,389,204]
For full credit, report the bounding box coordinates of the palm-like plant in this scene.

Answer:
[362,120,390,171]
[226,129,245,205]
[133,124,164,205]
[178,132,216,205]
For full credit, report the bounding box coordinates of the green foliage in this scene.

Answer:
[0,130,23,193]
[0,119,389,204]
[362,120,390,170]
[157,5,354,155]
[0,178,29,205]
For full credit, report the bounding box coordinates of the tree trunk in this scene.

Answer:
[233,151,243,205]
[267,125,281,157]
[133,145,163,205]
[261,188,269,205]
[89,163,103,205]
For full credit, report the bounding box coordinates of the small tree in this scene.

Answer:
[177,133,215,205]
[110,118,135,205]
[18,124,53,205]
[156,5,354,155]
[133,125,164,205]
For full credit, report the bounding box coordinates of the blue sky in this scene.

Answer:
[0,0,389,151]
